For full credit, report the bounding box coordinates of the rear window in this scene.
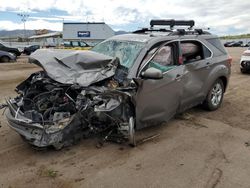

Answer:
[206,38,227,55]
[180,41,212,64]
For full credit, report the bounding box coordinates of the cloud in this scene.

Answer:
[0,20,62,31]
[29,16,63,21]
[0,0,250,34]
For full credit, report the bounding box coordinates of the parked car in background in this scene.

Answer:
[224,41,234,47]
[240,47,250,73]
[45,44,57,48]
[243,42,250,47]
[233,41,243,47]
[0,43,21,56]
[63,41,92,50]
[226,41,243,47]
[2,20,231,149]
[23,45,40,55]
[0,50,16,63]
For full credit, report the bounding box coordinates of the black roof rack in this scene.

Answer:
[150,19,195,29]
[176,29,186,35]
[133,27,172,34]
[132,19,211,36]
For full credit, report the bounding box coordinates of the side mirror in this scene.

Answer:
[141,67,163,79]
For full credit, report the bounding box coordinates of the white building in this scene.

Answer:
[63,22,115,45]
[29,32,62,47]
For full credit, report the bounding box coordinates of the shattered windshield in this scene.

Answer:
[91,40,145,69]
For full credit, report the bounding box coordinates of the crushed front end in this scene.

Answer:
[3,50,136,149]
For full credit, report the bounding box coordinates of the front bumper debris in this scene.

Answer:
[3,72,136,149]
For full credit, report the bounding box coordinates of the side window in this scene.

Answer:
[151,46,173,66]
[203,45,212,58]
[142,42,178,72]
[64,41,71,47]
[72,41,79,47]
[206,38,227,55]
[80,42,87,47]
[180,41,211,64]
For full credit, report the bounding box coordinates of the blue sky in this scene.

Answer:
[0,0,250,35]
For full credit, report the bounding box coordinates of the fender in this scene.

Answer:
[203,61,230,97]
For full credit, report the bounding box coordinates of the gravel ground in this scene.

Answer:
[0,48,250,188]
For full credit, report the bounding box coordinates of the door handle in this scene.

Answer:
[175,74,182,80]
[206,62,211,69]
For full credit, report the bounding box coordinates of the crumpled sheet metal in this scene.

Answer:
[29,49,118,87]
[94,98,121,112]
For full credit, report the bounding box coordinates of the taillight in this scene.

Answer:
[228,56,232,67]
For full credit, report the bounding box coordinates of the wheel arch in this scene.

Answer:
[203,64,230,98]
[0,55,10,62]
[218,76,228,92]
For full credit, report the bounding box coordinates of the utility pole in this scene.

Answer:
[17,13,29,44]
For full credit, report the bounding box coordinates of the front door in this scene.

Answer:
[135,41,184,129]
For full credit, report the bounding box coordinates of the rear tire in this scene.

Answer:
[203,79,224,111]
[0,56,10,63]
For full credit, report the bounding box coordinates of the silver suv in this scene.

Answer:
[2,20,231,149]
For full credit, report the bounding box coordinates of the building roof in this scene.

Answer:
[29,32,62,39]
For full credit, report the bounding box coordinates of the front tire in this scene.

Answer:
[203,79,224,111]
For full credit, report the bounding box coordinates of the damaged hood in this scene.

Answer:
[29,49,119,87]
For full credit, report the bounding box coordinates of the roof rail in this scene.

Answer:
[150,19,195,29]
[194,29,204,35]
[170,29,211,36]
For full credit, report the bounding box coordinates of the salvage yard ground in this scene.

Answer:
[0,48,250,188]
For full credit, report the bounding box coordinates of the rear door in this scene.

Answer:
[135,41,185,129]
[179,40,213,111]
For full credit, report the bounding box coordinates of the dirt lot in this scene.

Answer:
[0,48,250,188]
